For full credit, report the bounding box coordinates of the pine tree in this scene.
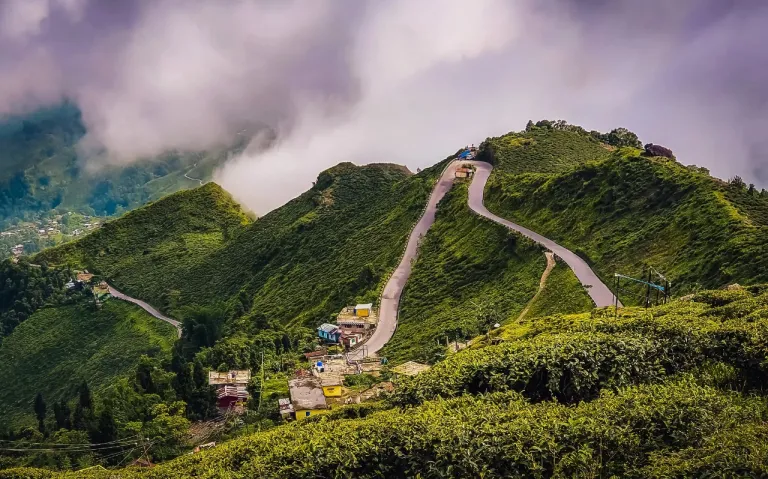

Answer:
[78,382,92,410]
[94,409,117,444]
[73,403,87,431]
[33,393,46,433]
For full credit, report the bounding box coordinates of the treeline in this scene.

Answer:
[0,259,86,340]
[524,119,643,149]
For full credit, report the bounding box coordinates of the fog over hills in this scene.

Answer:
[1,0,767,213]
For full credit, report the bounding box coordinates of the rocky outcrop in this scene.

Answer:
[643,143,675,159]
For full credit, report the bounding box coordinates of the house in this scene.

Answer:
[392,361,432,377]
[209,370,251,410]
[209,370,251,386]
[216,385,249,409]
[318,323,342,343]
[320,376,343,397]
[288,377,328,420]
[278,398,295,419]
[341,332,363,349]
[354,303,373,317]
[303,348,328,361]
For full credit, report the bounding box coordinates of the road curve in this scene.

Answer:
[108,285,183,337]
[348,164,459,360]
[466,161,620,308]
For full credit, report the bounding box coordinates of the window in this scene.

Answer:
[305,411,311,417]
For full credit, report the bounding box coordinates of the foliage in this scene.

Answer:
[524,261,594,318]
[0,103,247,226]
[479,120,612,174]
[382,183,546,362]
[0,259,84,340]
[484,150,768,297]
[0,302,176,428]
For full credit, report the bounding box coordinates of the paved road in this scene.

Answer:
[466,161,620,308]
[108,285,183,337]
[348,163,458,360]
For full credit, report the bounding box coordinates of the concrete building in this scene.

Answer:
[320,377,343,398]
[209,370,251,411]
[288,377,328,420]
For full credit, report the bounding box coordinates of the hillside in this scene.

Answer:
[484,149,768,296]
[384,182,562,363]
[0,103,248,237]
[0,301,176,428]
[7,285,768,477]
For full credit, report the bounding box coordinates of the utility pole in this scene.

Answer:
[256,351,265,413]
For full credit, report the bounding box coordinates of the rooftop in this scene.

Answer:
[288,377,328,410]
[318,323,340,334]
[337,306,379,325]
[355,303,373,310]
[209,370,251,385]
[392,361,431,376]
[320,376,343,387]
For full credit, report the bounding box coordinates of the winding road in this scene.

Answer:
[352,159,619,359]
[108,285,182,338]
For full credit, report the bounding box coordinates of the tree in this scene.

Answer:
[603,127,642,148]
[78,382,92,410]
[53,399,71,431]
[73,403,87,431]
[34,393,47,433]
[93,409,117,444]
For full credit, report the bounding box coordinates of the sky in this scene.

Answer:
[1,0,767,213]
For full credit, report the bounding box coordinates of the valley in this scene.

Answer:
[0,121,767,477]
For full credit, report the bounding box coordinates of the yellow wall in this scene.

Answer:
[357,308,370,317]
[296,409,330,420]
[323,386,342,397]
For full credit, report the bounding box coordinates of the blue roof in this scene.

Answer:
[458,150,471,159]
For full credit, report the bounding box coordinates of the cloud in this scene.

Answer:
[1,0,767,212]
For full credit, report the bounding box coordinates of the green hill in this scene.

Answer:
[0,301,176,428]
[7,285,768,478]
[0,103,247,229]
[484,149,768,296]
[382,182,590,363]
[37,163,438,329]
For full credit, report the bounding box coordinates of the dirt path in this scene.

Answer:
[516,252,556,322]
[108,285,182,338]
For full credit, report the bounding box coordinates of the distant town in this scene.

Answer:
[0,212,105,261]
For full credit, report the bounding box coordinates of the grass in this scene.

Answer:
[9,285,768,477]
[0,301,176,429]
[524,260,594,318]
[484,151,768,298]
[37,162,441,332]
[479,125,611,174]
[382,182,546,363]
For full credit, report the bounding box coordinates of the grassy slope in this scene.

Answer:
[0,103,244,224]
[36,163,440,327]
[0,301,176,428]
[485,151,768,296]
[35,183,252,312]
[382,182,546,363]
[525,261,594,318]
[480,127,611,174]
[9,285,768,478]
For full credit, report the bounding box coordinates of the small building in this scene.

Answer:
[320,376,343,397]
[216,385,249,409]
[392,361,432,377]
[318,323,342,343]
[288,377,328,420]
[354,303,373,317]
[341,332,363,349]
[209,370,251,411]
[278,398,295,419]
[209,370,251,386]
[303,348,328,361]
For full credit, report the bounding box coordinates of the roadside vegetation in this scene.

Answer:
[383,182,547,363]
[0,301,177,429]
[6,285,768,477]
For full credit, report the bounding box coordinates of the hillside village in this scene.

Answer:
[1,212,103,260]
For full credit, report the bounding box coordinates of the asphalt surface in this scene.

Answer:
[347,163,459,360]
[466,161,620,308]
[108,285,183,337]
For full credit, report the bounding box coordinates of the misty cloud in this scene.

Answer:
[1,0,767,212]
